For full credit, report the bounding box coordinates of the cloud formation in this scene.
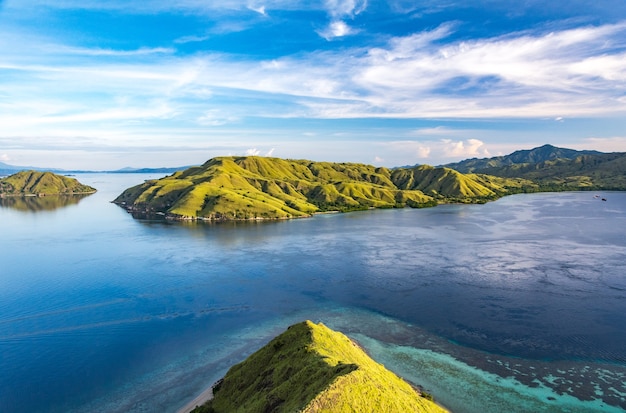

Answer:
[318,20,356,40]
[386,139,490,163]
[1,1,625,169]
[442,139,490,158]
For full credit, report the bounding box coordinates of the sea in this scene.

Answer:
[1,173,625,413]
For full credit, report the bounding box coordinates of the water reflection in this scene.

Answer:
[0,193,93,212]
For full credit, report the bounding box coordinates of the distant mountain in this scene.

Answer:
[0,171,97,196]
[0,161,54,176]
[441,144,626,190]
[108,166,191,174]
[470,152,626,190]
[442,144,602,173]
[113,156,530,221]
[191,321,446,413]
[0,161,188,175]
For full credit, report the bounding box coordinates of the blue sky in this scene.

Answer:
[1,0,626,169]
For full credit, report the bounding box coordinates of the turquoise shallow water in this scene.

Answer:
[1,174,625,412]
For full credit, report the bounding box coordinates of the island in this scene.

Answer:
[188,320,447,413]
[0,170,96,197]
[113,156,530,221]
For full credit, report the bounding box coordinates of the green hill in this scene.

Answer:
[468,152,626,190]
[442,144,603,173]
[440,144,626,190]
[113,156,529,220]
[0,171,96,197]
[191,321,447,413]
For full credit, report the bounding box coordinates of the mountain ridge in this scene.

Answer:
[0,161,189,175]
[441,144,604,173]
[113,156,529,221]
[441,145,626,190]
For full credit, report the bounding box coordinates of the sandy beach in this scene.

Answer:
[176,385,214,413]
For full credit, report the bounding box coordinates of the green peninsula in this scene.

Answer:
[113,156,529,220]
[191,321,447,413]
[0,170,96,197]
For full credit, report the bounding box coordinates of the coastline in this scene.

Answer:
[176,385,214,413]
[0,190,97,198]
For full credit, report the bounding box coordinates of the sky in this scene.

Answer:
[1,0,626,169]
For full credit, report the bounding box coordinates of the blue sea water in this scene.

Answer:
[1,173,625,412]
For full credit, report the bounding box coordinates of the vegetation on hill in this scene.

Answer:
[465,152,626,190]
[113,156,530,220]
[0,171,96,197]
[191,321,447,413]
[442,144,603,173]
[443,146,626,191]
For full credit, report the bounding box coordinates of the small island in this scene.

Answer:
[0,170,96,197]
[113,156,530,221]
[188,321,447,413]
[114,146,626,222]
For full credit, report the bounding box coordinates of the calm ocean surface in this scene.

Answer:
[1,173,625,413]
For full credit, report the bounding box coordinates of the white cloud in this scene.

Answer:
[5,17,626,126]
[412,126,458,136]
[0,154,11,162]
[353,23,626,118]
[2,4,626,171]
[442,138,489,158]
[242,147,277,157]
[324,0,367,18]
[417,146,431,158]
[174,34,210,44]
[384,138,491,164]
[317,20,356,40]
[318,0,366,40]
[385,141,432,159]
[570,53,626,81]
[248,4,266,15]
[197,110,237,126]
[55,46,175,56]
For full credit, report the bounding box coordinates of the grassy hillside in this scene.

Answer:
[442,144,602,173]
[114,156,528,220]
[464,152,626,190]
[0,171,96,196]
[440,144,626,190]
[192,321,447,413]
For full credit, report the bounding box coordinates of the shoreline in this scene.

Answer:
[176,385,214,413]
[0,191,97,198]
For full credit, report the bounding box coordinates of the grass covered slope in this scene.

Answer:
[0,170,96,196]
[114,156,525,220]
[442,144,603,173]
[442,144,626,190]
[192,321,447,413]
[468,152,626,190]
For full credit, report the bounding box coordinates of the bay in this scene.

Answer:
[1,173,625,412]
